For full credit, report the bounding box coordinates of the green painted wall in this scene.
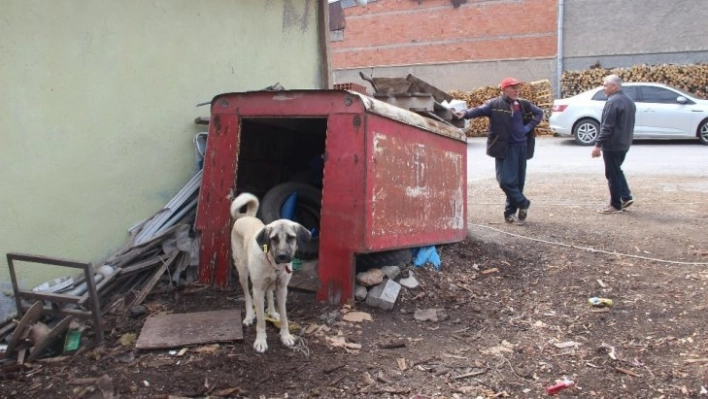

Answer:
[0,0,327,298]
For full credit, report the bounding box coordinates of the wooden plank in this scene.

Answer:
[4,301,43,358]
[15,290,82,304]
[127,251,179,309]
[119,256,164,275]
[135,309,243,349]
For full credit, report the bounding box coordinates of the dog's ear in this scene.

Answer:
[256,226,270,248]
[295,224,312,247]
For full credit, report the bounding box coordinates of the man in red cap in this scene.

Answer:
[455,77,544,224]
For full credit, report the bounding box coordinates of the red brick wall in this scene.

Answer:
[331,0,557,69]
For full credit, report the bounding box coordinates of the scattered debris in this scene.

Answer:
[413,308,449,322]
[325,336,361,353]
[480,340,514,355]
[615,367,641,377]
[553,341,581,349]
[399,271,420,289]
[451,368,488,380]
[342,311,372,323]
[546,378,574,395]
[600,342,617,360]
[378,339,406,349]
[588,297,613,307]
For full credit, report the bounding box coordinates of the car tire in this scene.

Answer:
[356,249,412,273]
[573,118,600,146]
[259,182,322,259]
[698,119,708,145]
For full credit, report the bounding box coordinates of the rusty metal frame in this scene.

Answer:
[6,252,104,344]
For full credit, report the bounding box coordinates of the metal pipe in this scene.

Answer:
[556,0,565,98]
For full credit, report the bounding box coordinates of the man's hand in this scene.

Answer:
[453,111,465,120]
[591,146,601,158]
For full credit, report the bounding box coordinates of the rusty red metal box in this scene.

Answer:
[196,89,467,303]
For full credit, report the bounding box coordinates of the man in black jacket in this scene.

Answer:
[455,77,544,225]
[591,74,636,214]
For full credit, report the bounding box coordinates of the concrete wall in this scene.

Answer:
[332,0,557,92]
[335,58,555,93]
[0,0,328,313]
[562,0,708,71]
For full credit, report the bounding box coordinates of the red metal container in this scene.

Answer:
[196,89,467,303]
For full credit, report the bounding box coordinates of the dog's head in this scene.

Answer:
[255,220,312,264]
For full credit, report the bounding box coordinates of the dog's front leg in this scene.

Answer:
[265,289,280,321]
[275,281,296,348]
[252,286,269,353]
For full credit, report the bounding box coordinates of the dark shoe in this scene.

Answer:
[518,203,530,222]
[621,198,634,210]
[597,205,622,214]
[505,214,516,224]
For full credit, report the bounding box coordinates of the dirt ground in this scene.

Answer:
[1,173,707,399]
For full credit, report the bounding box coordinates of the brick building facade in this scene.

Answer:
[331,0,708,96]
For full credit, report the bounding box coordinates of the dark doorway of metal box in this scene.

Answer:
[236,117,327,261]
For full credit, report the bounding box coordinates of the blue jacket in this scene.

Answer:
[464,96,544,159]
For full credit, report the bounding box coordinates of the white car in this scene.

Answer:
[549,82,708,145]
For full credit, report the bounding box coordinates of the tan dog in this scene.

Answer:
[230,193,311,353]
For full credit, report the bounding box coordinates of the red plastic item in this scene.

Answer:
[546,379,574,395]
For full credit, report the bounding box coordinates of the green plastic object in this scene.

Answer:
[291,258,302,271]
[64,330,81,352]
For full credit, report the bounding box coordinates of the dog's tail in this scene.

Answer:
[230,193,259,220]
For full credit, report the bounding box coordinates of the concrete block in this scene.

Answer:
[354,285,368,302]
[365,279,401,311]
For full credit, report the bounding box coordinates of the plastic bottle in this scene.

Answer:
[546,379,574,395]
[588,297,613,307]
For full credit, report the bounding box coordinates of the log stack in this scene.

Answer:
[562,63,708,99]
[449,79,553,137]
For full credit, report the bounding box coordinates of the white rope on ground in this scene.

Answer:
[469,223,708,266]
[469,201,707,206]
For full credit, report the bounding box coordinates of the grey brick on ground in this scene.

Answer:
[365,279,401,311]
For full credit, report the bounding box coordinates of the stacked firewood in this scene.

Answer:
[449,79,554,137]
[562,63,708,98]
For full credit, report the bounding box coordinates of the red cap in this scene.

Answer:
[500,77,523,90]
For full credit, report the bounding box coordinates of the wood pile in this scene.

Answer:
[562,63,708,99]
[449,79,554,137]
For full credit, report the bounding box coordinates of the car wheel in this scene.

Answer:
[698,119,708,145]
[573,119,600,146]
[356,249,412,273]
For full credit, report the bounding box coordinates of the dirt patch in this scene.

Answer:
[1,174,707,399]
